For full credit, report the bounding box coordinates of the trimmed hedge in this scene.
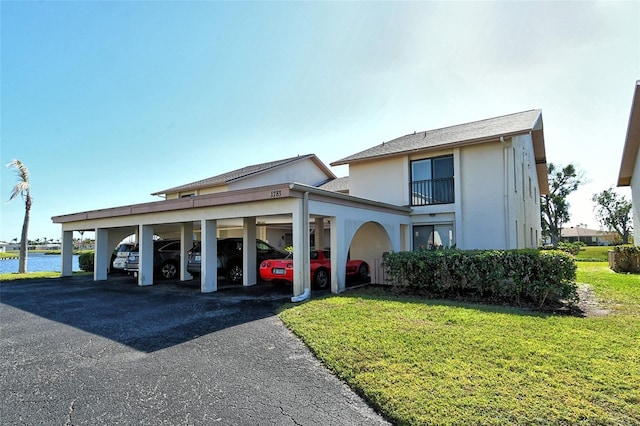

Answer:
[79,251,94,272]
[611,245,640,273]
[382,249,577,309]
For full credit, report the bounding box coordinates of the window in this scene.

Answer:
[410,155,454,206]
[413,224,454,250]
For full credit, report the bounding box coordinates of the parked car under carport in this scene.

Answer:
[187,238,288,283]
[124,239,182,280]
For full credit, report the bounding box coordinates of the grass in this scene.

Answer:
[575,246,612,262]
[0,271,92,281]
[279,262,640,425]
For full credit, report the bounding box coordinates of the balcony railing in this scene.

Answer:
[410,177,455,206]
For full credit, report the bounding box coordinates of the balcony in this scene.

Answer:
[410,177,455,206]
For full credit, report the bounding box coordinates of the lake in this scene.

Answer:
[0,253,81,274]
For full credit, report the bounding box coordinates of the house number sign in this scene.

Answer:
[270,190,282,198]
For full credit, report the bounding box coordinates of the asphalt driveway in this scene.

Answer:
[0,276,388,425]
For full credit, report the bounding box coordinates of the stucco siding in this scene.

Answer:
[229,158,330,190]
[512,134,542,248]
[459,142,507,249]
[349,157,407,205]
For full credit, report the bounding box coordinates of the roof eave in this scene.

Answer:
[331,130,532,167]
[617,80,640,187]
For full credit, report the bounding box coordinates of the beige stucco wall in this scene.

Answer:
[229,158,331,190]
[348,156,407,205]
[458,142,507,249]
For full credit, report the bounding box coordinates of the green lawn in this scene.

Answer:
[0,271,92,281]
[279,262,640,425]
[575,245,612,262]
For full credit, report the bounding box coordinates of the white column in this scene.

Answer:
[201,219,217,293]
[180,222,194,281]
[314,218,324,250]
[94,228,109,281]
[329,217,346,294]
[242,217,257,286]
[61,230,74,277]
[292,195,311,297]
[139,225,154,286]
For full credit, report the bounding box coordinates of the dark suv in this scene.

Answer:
[124,239,182,280]
[187,238,288,283]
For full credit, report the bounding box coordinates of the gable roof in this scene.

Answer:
[152,154,336,196]
[331,109,549,194]
[618,80,640,187]
[332,109,544,166]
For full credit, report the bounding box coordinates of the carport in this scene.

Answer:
[52,182,411,299]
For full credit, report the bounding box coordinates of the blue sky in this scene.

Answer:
[1,1,638,242]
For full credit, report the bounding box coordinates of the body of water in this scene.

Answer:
[0,253,81,274]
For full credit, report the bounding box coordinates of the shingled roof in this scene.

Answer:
[318,176,349,193]
[331,109,544,166]
[152,154,335,196]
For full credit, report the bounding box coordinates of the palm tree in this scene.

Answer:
[7,160,31,273]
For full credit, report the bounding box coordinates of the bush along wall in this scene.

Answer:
[382,249,577,309]
[611,245,640,273]
[79,251,95,272]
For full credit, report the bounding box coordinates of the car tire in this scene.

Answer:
[226,263,243,283]
[313,268,329,289]
[358,263,369,280]
[160,261,178,280]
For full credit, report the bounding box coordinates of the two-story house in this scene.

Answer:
[332,109,548,250]
[53,110,549,299]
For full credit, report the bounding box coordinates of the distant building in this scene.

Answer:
[561,227,616,246]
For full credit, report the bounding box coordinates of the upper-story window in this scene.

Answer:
[410,155,454,206]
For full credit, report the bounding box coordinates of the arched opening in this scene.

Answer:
[348,221,393,285]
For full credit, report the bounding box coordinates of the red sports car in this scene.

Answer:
[259,249,369,289]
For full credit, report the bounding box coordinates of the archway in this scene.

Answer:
[348,221,393,285]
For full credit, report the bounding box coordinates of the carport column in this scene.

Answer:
[138,225,154,286]
[94,228,109,281]
[180,222,194,281]
[201,219,217,293]
[243,217,257,286]
[291,196,310,297]
[329,217,346,294]
[314,218,324,250]
[60,230,74,277]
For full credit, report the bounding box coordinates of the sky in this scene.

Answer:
[1,1,638,243]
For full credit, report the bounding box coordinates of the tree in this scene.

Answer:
[540,163,584,247]
[592,187,633,245]
[6,160,32,273]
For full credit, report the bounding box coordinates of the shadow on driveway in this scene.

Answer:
[0,275,297,353]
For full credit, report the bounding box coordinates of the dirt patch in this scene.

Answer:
[575,283,610,317]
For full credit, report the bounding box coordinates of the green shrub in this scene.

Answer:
[382,249,577,309]
[78,251,95,272]
[557,241,584,255]
[611,245,640,273]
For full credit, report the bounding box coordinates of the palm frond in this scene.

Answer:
[6,159,31,201]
